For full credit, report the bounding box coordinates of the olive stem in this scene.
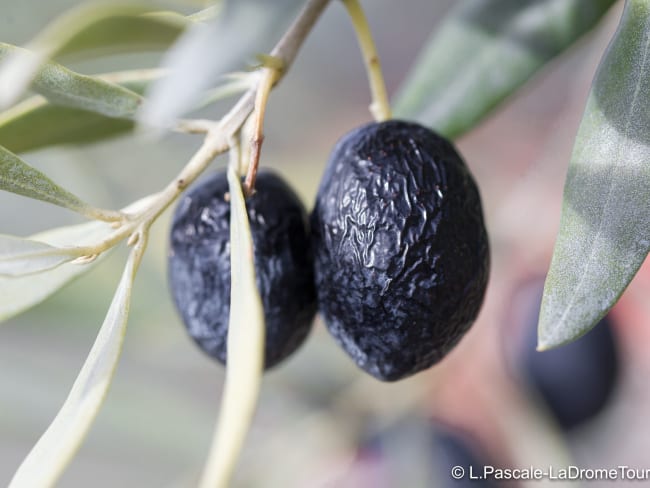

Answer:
[341,0,392,122]
[78,206,125,223]
[58,0,333,262]
[243,67,279,196]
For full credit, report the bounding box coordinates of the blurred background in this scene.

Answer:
[2,0,649,486]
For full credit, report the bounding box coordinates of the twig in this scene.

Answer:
[341,0,391,121]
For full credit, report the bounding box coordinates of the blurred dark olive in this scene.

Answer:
[356,420,496,486]
[509,279,620,431]
[429,422,497,487]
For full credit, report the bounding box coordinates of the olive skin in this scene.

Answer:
[311,120,489,381]
[168,170,317,369]
[512,281,620,430]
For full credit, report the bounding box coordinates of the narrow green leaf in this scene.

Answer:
[0,196,153,323]
[393,0,617,139]
[0,220,113,322]
[8,239,145,488]
[0,98,134,154]
[139,0,304,127]
[0,69,159,153]
[539,0,650,349]
[0,43,143,118]
[199,166,265,488]
[0,1,180,109]
[0,144,109,217]
[0,234,81,277]
[0,70,251,153]
[54,11,190,61]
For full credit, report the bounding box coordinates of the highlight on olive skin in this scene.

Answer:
[168,169,317,370]
[310,119,490,381]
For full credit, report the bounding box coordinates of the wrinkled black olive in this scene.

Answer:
[511,280,620,430]
[168,169,317,369]
[311,120,489,381]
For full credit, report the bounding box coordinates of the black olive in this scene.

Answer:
[357,420,495,486]
[311,120,489,381]
[510,280,620,430]
[429,423,496,487]
[168,169,317,369]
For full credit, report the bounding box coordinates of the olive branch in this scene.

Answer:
[1,0,648,486]
[0,0,338,486]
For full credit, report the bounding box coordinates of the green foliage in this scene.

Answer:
[393,0,617,139]
[139,0,305,127]
[52,11,189,60]
[2,0,650,485]
[0,71,155,153]
[0,234,80,277]
[539,0,650,348]
[0,144,103,214]
[199,164,265,488]
[9,236,145,488]
[0,43,143,117]
[0,220,112,322]
[0,2,199,110]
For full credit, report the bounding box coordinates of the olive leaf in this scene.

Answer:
[199,165,265,488]
[0,196,153,324]
[393,0,617,139]
[0,70,253,154]
[0,144,109,217]
[0,69,158,154]
[0,1,193,110]
[538,0,650,349]
[53,11,190,61]
[0,220,113,322]
[0,234,82,277]
[0,43,143,118]
[8,240,145,488]
[139,0,304,128]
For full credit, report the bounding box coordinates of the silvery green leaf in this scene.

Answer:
[0,234,80,276]
[0,220,112,322]
[0,43,143,118]
[0,144,101,216]
[0,196,153,323]
[0,2,176,109]
[8,240,145,488]
[139,0,304,128]
[539,0,650,349]
[199,165,265,488]
[0,69,160,153]
[393,0,617,139]
[0,69,252,153]
[54,11,190,61]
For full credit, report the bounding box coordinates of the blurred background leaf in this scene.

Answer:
[53,11,191,61]
[0,69,252,154]
[539,0,650,349]
[139,0,305,128]
[393,0,617,139]
[0,70,154,154]
[0,1,201,110]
